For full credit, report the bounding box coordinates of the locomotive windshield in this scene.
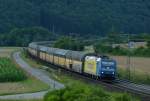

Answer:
[100,59,116,79]
[101,61,115,69]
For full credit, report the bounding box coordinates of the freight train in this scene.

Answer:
[28,42,117,80]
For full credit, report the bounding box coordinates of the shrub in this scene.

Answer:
[44,83,138,101]
[115,93,133,101]
[53,36,84,51]
[0,57,27,82]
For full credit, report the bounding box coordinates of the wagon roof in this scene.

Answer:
[46,47,69,56]
[46,47,86,61]
[39,45,48,52]
[29,43,38,49]
[66,50,86,61]
[53,48,69,56]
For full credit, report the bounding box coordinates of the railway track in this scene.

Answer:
[114,79,150,97]
[51,66,150,100]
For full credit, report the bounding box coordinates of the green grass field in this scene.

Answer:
[0,100,42,101]
[0,57,26,82]
[118,68,150,85]
[0,47,49,96]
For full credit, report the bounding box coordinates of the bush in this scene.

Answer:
[94,43,128,56]
[115,93,133,101]
[133,47,150,57]
[0,58,27,82]
[44,83,138,101]
[53,36,84,51]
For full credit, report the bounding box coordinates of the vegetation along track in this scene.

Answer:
[65,68,150,99]
[56,68,150,100]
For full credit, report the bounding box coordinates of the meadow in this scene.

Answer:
[112,56,150,85]
[0,47,49,96]
[0,57,26,82]
[0,100,42,101]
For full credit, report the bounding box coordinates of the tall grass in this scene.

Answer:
[118,68,150,85]
[0,57,26,82]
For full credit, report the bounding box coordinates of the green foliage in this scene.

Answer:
[94,44,112,54]
[0,58,26,82]
[133,47,150,57]
[0,27,52,46]
[107,27,122,44]
[0,0,150,36]
[44,83,138,101]
[115,93,133,101]
[118,68,150,85]
[53,36,84,51]
[94,40,150,57]
[94,43,128,55]
[147,41,150,48]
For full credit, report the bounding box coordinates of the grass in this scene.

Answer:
[118,68,150,85]
[0,57,27,82]
[21,51,43,69]
[112,56,150,73]
[0,47,49,96]
[110,56,150,85]
[0,77,49,96]
[0,47,20,58]
[0,100,42,101]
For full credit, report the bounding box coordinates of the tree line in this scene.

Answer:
[0,0,150,36]
[0,27,53,46]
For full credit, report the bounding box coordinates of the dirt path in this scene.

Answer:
[0,52,64,100]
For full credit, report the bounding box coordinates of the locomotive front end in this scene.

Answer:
[100,59,116,79]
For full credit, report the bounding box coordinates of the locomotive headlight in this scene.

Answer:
[112,72,114,74]
[101,72,104,74]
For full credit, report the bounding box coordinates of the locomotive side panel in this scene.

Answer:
[84,56,97,75]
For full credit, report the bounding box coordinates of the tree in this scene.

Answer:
[147,41,150,48]
[107,26,121,44]
[53,36,84,51]
[0,27,52,46]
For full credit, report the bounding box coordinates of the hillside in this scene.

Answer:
[0,0,150,45]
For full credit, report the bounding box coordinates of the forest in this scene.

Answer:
[0,0,150,46]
